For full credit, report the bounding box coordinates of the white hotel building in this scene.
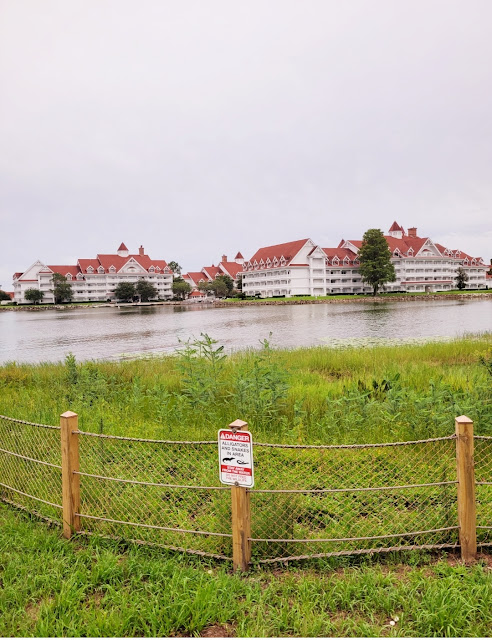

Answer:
[241,223,487,298]
[13,243,173,304]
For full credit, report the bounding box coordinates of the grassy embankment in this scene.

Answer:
[222,290,492,303]
[0,333,491,442]
[1,336,492,636]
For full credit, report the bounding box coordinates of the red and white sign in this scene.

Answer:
[218,429,254,487]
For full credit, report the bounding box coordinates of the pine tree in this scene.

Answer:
[358,229,396,296]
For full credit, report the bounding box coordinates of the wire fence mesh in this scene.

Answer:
[250,437,459,561]
[475,435,492,547]
[1,413,491,563]
[76,431,232,559]
[0,414,62,523]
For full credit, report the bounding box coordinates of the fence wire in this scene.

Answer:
[2,413,492,563]
[0,415,62,521]
[249,437,459,560]
[475,436,492,546]
[75,431,233,559]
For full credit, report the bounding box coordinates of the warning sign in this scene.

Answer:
[218,429,254,487]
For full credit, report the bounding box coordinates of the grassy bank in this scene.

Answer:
[2,504,492,637]
[0,334,491,442]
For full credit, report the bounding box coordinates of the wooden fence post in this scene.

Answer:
[229,419,252,572]
[60,411,80,539]
[455,415,477,563]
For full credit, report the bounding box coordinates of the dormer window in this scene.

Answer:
[77,272,83,280]
[164,267,170,273]
[332,257,339,265]
[149,266,155,273]
[87,266,94,273]
[266,259,271,268]
[273,257,278,266]
[98,266,105,273]
[66,273,72,280]
[109,266,116,273]
[407,248,414,256]
[155,266,160,272]
[343,256,350,264]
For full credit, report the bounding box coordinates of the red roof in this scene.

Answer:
[47,265,81,277]
[219,261,243,279]
[235,252,244,259]
[189,290,206,297]
[389,221,404,232]
[323,248,358,261]
[202,266,223,279]
[184,271,210,285]
[118,242,128,251]
[247,239,310,267]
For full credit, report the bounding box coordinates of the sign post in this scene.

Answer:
[219,419,253,571]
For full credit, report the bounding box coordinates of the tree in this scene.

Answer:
[487,259,492,277]
[215,274,235,297]
[357,228,396,296]
[197,281,212,295]
[0,290,11,301]
[136,279,158,301]
[168,261,182,275]
[114,281,136,301]
[208,278,228,298]
[24,288,44,304]
[455,266,469,290]
[172,277,191,300]
[236,273,243,292]
[51,273,73,303]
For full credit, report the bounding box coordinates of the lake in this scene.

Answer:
[0,298,491,364]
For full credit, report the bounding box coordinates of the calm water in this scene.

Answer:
[0,298,491,364]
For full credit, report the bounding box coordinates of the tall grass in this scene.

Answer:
[0,334,491,442]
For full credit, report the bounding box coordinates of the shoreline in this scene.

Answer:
[1,290,491,312]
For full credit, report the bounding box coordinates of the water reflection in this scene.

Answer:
[0,298,490,364]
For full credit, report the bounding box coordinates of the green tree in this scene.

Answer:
[208,278,228,298]
[487,259,492,276]
[357,228,396,296]
[51,273,73,303]
[0,290,11,301]
[236,273,243,292]
[172,277,192,300]
[168,261,182,275]
[455,266,469,290]
[24,288,44,304]
[114,281,136,301]
[197,281,212,295]
[215,274,235,297]
[136,279,158,301]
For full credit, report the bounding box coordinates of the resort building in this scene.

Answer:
[182,252,244,293]
[241,223,487,298]
[13,243,173,304]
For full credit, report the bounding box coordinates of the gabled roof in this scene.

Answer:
[389,221,404,232]
[247,239,311,267]
[202,265,223,279]
[184,271,211,285]
[47,265,81,277]
[323,248,358,261]
[235,252,244,259]
[219,261,243,279]
[118,242,128,251]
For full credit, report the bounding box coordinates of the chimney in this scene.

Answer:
[221,254,227,263]
[139,245,145,256]
[408,227,417,238]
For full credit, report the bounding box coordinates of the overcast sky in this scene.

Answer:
[1,0,491,287]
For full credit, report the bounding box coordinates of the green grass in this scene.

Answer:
[0,334,490,442]
[224,290,492,302]
[1,338,492,636]
[2,503,492,637]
